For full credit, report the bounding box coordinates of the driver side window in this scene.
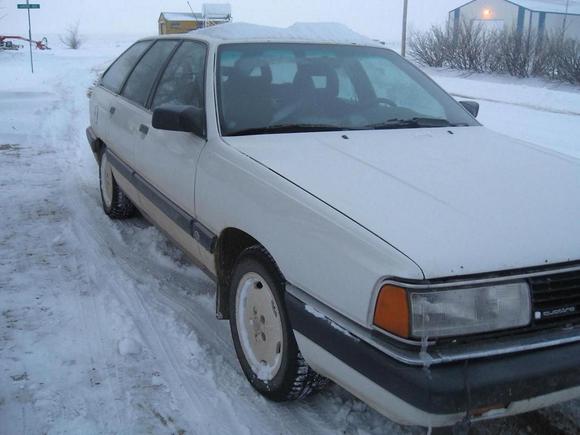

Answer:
[360,57,445,118]
[152,41,207,110]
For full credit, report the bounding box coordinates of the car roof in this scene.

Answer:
[144,22,385,48]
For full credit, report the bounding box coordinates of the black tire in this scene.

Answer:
[99,149,136,219]
[229,245,328,402]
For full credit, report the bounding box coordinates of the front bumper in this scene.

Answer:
[286,293,580,427]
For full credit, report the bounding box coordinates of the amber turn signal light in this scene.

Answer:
[373,285,410,338]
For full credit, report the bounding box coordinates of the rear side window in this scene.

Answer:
[122,40,180,107]
[151,41,207,110]
[101,41,152,93]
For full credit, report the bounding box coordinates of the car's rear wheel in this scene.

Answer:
[99,150,136,219]
[229,245,328,401]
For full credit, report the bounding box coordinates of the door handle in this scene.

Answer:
[109,106,116,115]
[139,124,149,135]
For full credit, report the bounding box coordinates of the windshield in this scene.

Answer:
[217,43,478,136]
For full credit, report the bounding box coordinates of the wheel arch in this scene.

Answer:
[214,227,284,320]
[86,127,105,162]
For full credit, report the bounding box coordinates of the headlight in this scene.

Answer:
[374,282,531,339]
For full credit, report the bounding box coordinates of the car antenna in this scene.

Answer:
[186,1,195,15]
[186,1,201,28]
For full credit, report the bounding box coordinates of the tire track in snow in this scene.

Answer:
[47,77,128,432]
[50,70,213,433]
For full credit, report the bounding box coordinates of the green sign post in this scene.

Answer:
[16,1,40,73]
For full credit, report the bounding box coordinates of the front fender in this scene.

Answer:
[195,139,423,327]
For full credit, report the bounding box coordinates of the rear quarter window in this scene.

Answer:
[101,41,152,94]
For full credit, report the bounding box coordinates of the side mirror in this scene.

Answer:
[459,100,479,118]
[152,105,205,137]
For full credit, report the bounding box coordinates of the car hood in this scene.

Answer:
[224,126,580,278]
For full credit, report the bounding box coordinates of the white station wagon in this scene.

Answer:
[87,23,580,429]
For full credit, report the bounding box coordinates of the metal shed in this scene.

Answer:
[449,0,580,38]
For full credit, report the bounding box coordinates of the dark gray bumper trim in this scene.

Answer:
[285,292,580,415]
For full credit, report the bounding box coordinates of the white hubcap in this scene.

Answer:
[235,272,284,381]
[100,153,113,208]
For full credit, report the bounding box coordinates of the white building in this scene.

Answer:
[449,0,580,39]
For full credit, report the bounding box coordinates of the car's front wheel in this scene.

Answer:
[99,149,136,219]
[229,246,328,401]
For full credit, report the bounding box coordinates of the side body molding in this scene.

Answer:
[106,149,217,254]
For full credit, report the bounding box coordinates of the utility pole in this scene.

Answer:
[27,0,34,73]
[17,0,40,73]
[401,0,409,57]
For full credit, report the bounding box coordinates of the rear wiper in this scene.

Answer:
[227,124,353,136]
[365,117,455,130]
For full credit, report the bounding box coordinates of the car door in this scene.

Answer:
[134,40,208,222]
[95,40,153,165]
[116,39,181,181]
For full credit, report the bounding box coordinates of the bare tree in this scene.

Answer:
[60,22,83,49]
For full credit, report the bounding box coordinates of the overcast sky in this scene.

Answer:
[1,0,467,42]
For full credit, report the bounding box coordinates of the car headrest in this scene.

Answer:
[293,60,339,98]
[230,56,273,84]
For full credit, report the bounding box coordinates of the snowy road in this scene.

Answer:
[1,40,579,435]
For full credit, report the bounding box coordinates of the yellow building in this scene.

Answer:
[158,6,232,35]
[158,12,204,35]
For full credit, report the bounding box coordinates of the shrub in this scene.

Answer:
[409,20,580,85]
[60,22,83,50]
[537,35,580,84]
[448,20,490,72]
[408,26,451,68]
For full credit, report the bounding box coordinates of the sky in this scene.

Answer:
[0,0,468,43]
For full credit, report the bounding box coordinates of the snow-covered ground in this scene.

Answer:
[427,67,580,160]
[1,36,579,435]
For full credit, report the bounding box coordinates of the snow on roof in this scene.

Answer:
[510,0,580,14]
[193,22,378,45]
[160,12,203,22]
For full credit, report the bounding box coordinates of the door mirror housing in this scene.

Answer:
[152,105,205,137]
[459,100,479,118]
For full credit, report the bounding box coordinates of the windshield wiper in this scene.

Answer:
[227,124,353,136]
[364,117,456,130]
